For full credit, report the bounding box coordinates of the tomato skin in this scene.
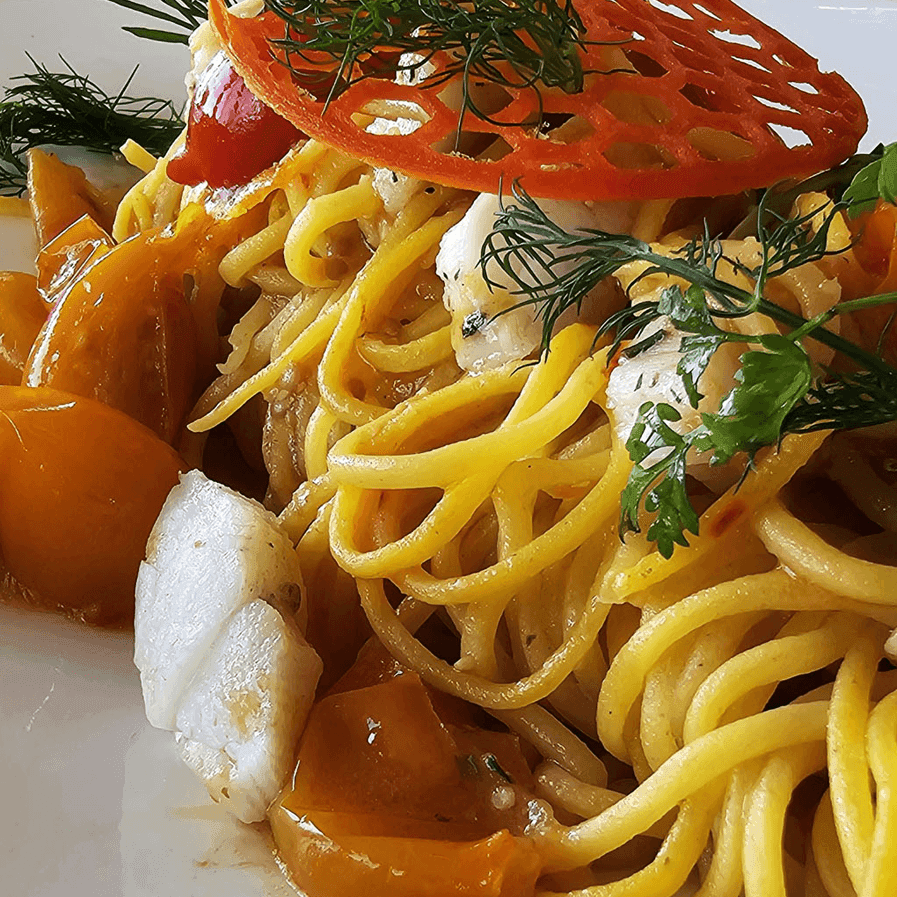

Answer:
[167,51,305,189]
[0,273,48,385]
[36,214,115,302]
[0,386,184,625]
[269,810,541,897]
[24,226,198,445]
[27,149,116,246]
[272,673,541,896]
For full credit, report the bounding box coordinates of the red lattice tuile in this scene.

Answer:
[209,0,867,200]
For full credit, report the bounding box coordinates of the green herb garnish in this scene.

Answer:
[483,753,513,782]
[263,0,589,123]
[842,142,897,217]
[103,0,207,44]
[0,56,184,196]
[482,154,897,557]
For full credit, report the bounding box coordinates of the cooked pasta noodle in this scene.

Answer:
[7,5,896,888]
[89,102,875,891]
[111,112,892,891]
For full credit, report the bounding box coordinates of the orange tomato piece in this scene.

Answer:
[272,673,541,897]
[36,214,115,301]
[0,273,48,385]
[27,149,116,247]
[0,386,184,625]
[851,202,897,287]
[269,811,540,897]
[24,226,198,444]
[830,203,897,364]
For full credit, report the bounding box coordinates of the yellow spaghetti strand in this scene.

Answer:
[316,190,463,426]
[812,791,859,897]
[756,497,897,605]
[356,325,455,373]
[542,702,829,871]
[284,181,381,287]
[742,743,828,897]
[357,571,618,709]
[539,790,723,897]
[598,569,897,763]
[682,612,866,743]
[383,441,628,607]
[861,690,897,897]
[328,346,606,492]
[218,205,293,287]
[188,294,349,431]
[693,763,758,897]
[828,623,885,892]
[493,707,607,787]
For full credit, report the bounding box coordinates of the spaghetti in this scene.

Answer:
[2,0,897,895]
[151,121,897,891]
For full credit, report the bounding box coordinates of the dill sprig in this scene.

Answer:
[263,0,588,123]
[483,187,880,369]
[481,150,897,557]
[483,177,897,376]
[103,0,207,43]
[0,57,184,196]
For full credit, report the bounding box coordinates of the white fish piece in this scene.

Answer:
[606,314,742,489]
[436,193,636,370]
[370,50,513,216]
[134,470,305,731]
[174,598,323,823]
[367,108,430,220]
[184,0,264,111]
[395,50,512,124]
[372,163,425,218]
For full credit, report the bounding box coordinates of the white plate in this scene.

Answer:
[0,2,893,895]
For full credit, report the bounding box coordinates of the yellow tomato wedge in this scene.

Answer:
[271,673,541,897]
[0,386,184,625]
[27,148,116,247]
[0,273,48,385]
[24,225,198,444]
[36,213,116,300]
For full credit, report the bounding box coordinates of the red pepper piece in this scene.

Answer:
[167,51,305,189]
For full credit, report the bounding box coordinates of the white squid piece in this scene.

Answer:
[436,193,637,371]
[134,470,322,823]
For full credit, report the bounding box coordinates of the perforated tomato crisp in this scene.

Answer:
[209,0,866,200]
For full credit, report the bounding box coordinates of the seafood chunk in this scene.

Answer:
[606,315,742,489]
[134,469,322,822]
[370,51,513,216]
[134,469,306,730]
[436,193,634,370]
[175,598,322,822]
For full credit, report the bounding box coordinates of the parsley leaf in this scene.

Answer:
[843,142,897,217]
[656,284,726,407]
[620,337,811,558]
[620,402,703,558]
[702,339,812,464]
